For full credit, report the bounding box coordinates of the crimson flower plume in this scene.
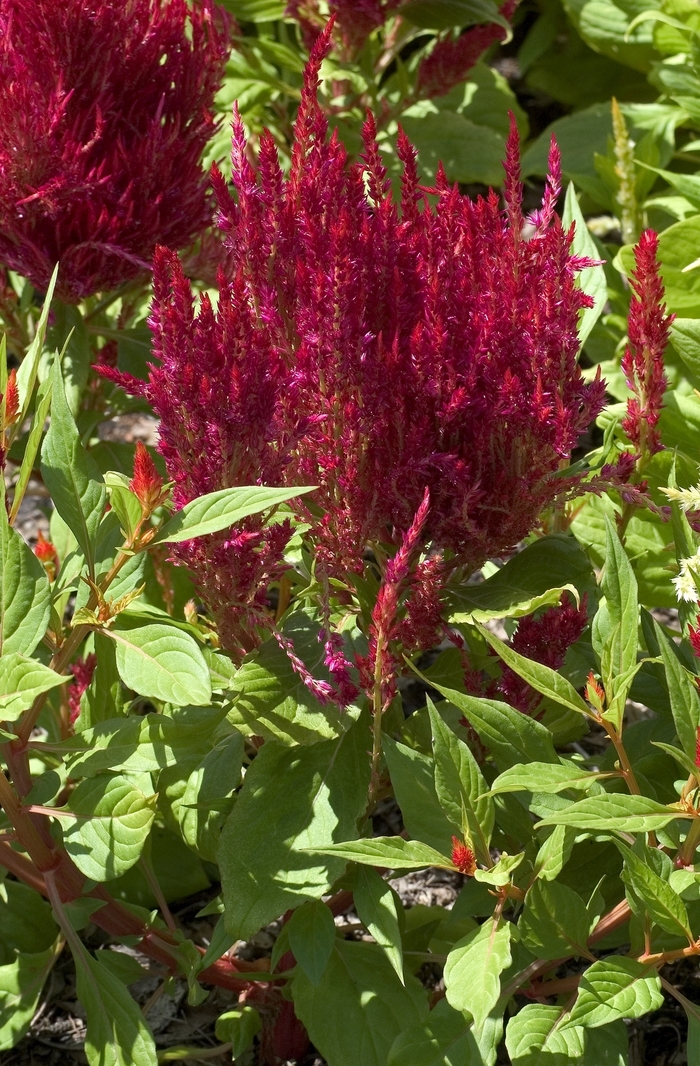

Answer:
[417,1,517,99]
[0,0,231,302]
[105,24,604,659]
[620,229,672,457]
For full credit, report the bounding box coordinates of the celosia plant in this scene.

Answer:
[0,0,230,301]
[104,24,604,659]
[5,13,700,1066]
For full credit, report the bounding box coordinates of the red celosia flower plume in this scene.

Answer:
[417,0,518,99]
[103,23,604,657]
[0,0,231,302]
[620,229,672,457]
[451,836,476,876]
[68,653,97,724]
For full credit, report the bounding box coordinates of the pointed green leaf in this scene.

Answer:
[488,762,604,797]
[520,880,594,959]
[0,510,51,656]
[76,951,157,1066]
[304,836,452,870]
[0,942,62,1052]
[428,698,494,864]
[153,485,314,544]
[41,357,106,577]
[384,736,456,855]
[598,516,639,729]
[655,617,700,762]
[444,922,512,1027]
[388,999,482,1066]
[354,866,405,984]
[15,264,58,421]
[9,371,53,526]
[219,716,371,940]
[536,794,685,832]
[287,900,337,985]
[428,683,558,769]
[533,825,576,882]
[563,184,607,347]
[215,1007,262,1057]
[617,841,692,939]
[292,940,429,1066]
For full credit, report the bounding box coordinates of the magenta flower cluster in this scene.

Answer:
[0,0,230,302]
[105,25,604,657]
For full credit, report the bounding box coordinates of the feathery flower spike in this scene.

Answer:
[451,836,476,876]
[107,34,604,657]
[417,1,517,99]
[620,230,672,458]
[0,0,231,301]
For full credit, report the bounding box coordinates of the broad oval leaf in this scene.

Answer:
[488,762,604,797]
[286,900,337,986]
[505,1004,584,1066]
[354,866,405,984]
[153,485,314,544]
[62,775,156,881]
[107,621,211,706]
[0,655,67,722]
[561,957,663,1030]
[77,952,157,1066]
[444,922,512,1027]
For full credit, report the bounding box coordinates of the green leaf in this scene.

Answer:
[505,1004,584,1066]
[179,733,244,863]
[63,706,227,777]
[655,618,700,762]
[106,620,211,707]
[428,684,558,769]
[400,0,511,31]
[0,942,62,1052]
[0,511,51,657]
[15,264,58,421]
[9,371,53,526]
[520,880,594,959]
[292,940,429,1066]
[229,610,358,745]
[215,1007,262,1057]
[41,356,106,578]
[444,922,512,1027]
[536,793,685,832]
[105,478,143,544]
[286,900,337,985]
[563,185,608,347]
[473,852,524,887]
[447,534,594,623]
[0,654,67,721]
[153,486,313,544]
[617,841,692,938]
[354,866,405,984]
[428,698,494,864]
[561,0,658,72]
[670,317,700,378]
[561,957,663,1030]
[61,775,156,881]
[388,999,482,1066]
[400,110,507,187]
[306,836,452,870]
[488,762,604,797]
[219,0,286,20]
[477,624,591,718]
[77,951,157,1066]
[219,715,371,940]
[533,825,576,882]
[598,516,639,729]
[384,736,456,855]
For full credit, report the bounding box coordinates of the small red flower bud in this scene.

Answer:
[2,368,19,428]
[130,441,166,515]
[67,653,97,724]
[451,836,476,876]
[689,621,700,659]
[33,530,58,580]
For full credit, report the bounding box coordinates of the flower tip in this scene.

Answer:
[451,836,476,876]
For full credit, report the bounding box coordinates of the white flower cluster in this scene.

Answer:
[673,549,700,603]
